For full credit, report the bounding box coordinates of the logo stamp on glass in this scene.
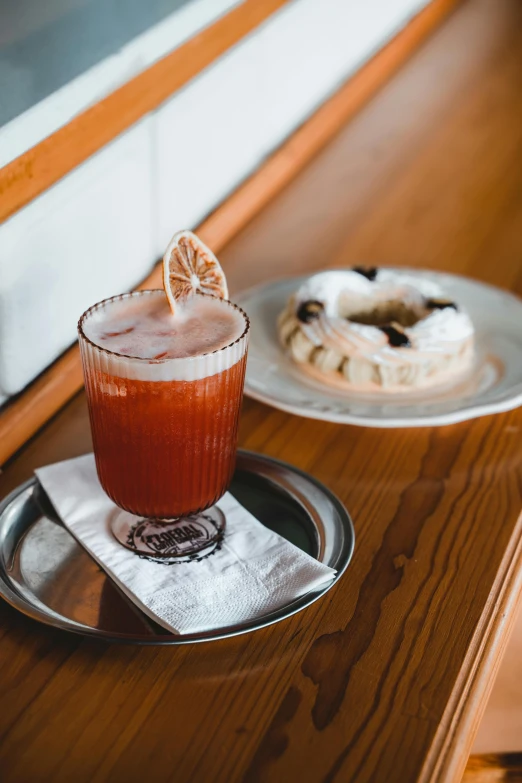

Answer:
[112,507,225,565]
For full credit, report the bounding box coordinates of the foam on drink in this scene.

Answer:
[80,290,248,382]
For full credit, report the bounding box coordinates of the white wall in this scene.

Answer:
[0,0,430,402]
[0,120,154,396]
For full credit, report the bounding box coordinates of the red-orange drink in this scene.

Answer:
[78,290,249,519]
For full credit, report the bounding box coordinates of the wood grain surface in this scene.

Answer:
[472,585,522,754]
[0,0,461,467]
[463,754,522,782]
[1,1,522,782]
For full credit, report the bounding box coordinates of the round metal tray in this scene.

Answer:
[0,450,354,644]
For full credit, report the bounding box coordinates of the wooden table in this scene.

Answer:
[1,0,522,780]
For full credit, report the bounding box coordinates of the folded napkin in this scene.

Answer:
[36,454,335,635]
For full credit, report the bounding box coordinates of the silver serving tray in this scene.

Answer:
[0,450,354,644]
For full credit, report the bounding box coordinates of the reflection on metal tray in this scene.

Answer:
[0,450,354,645]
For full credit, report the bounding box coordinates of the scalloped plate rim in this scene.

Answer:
[237,269,522,428]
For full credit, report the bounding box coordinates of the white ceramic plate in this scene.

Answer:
[237,269,522,427]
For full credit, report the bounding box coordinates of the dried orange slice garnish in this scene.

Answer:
[162,230,228,313]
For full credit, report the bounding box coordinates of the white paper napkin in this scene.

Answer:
[35,454,335,635]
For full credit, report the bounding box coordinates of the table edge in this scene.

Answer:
[422,508,522,782]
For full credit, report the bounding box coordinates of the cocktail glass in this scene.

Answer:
[78,290,249,561]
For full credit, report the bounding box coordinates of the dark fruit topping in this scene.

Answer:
[352,266,378,281]
[296,300,324,323]
[379,325,411,348]
[426,298,458,311]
